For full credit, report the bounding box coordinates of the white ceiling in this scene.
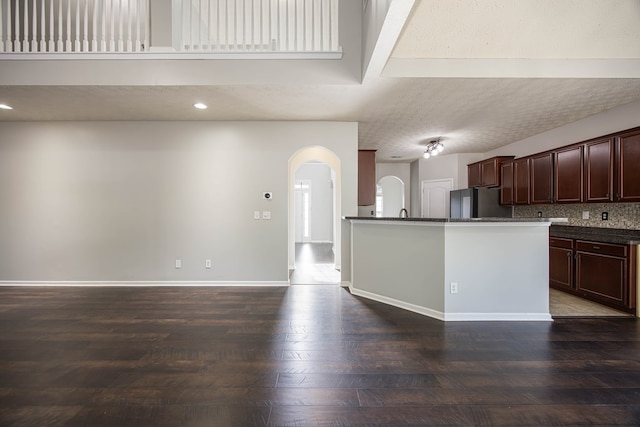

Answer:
[1,1,640,162]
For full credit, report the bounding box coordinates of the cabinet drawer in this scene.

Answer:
[549,237,573,249]
[575,240,627,257]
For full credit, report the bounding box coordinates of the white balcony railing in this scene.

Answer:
[175,0,340,53]
[0,0,340,56]
[0,0,150,53]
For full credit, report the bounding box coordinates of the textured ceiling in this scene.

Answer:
[2,78,640,161]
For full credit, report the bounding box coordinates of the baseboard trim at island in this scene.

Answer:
[349,285,446,321]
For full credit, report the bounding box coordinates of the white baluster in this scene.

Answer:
[92,0,98,52]
[142,0,149,52]
[65,0,71,51]
[22,0,28,51]
[0,0,4,53]
[14,0,21,52]
[135,0,140,52]
[39,0,46,51]
[117,0,122,51]
[48,0,54,51]
[109,0,115,51]
[125,0,131,52]
[57,0,63,51]
[101,0,107,51]
[30,0,37,51]
[330,0,338,51]
[75,0,80,51]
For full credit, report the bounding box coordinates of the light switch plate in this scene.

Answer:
[582,211,589,220]
[254,211,260,220]
[263,211,271,220]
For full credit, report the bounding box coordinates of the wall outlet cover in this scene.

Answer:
[602,212,609,221]
[582,211,589,220]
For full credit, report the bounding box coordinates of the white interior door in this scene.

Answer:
[421,179,453,218]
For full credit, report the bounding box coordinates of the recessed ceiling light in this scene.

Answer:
[193,103,207,110]
[0,104,12,110]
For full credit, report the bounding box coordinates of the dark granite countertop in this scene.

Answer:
[550,224,640,245]
[344,217,564,223]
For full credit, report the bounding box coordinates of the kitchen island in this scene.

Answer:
[345,217,565,321]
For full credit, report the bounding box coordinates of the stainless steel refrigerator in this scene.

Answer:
[450,188,512,218]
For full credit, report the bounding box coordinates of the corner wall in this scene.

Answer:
[0,121,358,283]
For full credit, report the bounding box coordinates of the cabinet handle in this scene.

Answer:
[566,252,572,257]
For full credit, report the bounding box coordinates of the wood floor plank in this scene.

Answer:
[0,285,639,426]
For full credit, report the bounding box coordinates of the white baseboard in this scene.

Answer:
[443,312,553,322]
[349,285,552,322]
[340,281,351,288]
[0,281,290,287]
[349,285,446,321]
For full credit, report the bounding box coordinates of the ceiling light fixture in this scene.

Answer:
[423,138,444,159]
[193,103,207,110]
[0,104,13,110]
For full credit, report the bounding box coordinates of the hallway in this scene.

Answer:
[289,243,341,285]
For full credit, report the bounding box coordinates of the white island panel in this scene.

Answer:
[443,223,551,321]
[348,218,553,322]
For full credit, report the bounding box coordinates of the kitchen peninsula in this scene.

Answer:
[345,217,565,321]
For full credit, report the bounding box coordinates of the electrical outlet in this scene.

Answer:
[205,259,212,269]
[537,211,542,218]
[450,282,458,294]
[582,211,589,220]
[175,259,182,269]
[602,212,609,221]
[263,211,271,220]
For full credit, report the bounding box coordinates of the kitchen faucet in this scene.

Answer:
[399,208,409,218]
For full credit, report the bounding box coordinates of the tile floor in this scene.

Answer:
[549,288,634,318]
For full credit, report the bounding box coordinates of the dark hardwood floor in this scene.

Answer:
[0,285,639,426]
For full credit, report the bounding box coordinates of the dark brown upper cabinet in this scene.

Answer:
[554,145,583,203]
[530,153,554,204]
[358,150,376,206]
[499,161,514,205]
[513,158,530,205]
[615,128,640,202]
[584,137,614,202]
[467,162,482,188]
[467,156,514,188]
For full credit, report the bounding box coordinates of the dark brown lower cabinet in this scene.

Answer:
[549,237,636,313]
[549,238,573,291]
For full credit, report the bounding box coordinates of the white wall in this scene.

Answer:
[0,121,358,283]
[418,153,483,190]
[295,163,333,242]
[362,0,393,73]
[376,162,410,214]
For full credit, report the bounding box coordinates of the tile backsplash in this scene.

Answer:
[514,203,640,230]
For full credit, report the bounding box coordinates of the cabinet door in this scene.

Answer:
[575,252,627,306]
[500,161,514,205]
[554,145,583,203]
[468,162,482,188]
[358,150,376,206]
[530,153,554,204]
[616,128,640,202]
[549,246,573,290]
[513,158,530,205]
[584,137,613,202]
[481,159,498,187]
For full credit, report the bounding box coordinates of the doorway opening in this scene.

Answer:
[288,148,342,285]
[291,162,339,284]
[377,175,405,217]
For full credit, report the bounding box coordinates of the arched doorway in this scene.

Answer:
[288,147,341,285]
[377,175,405,217]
